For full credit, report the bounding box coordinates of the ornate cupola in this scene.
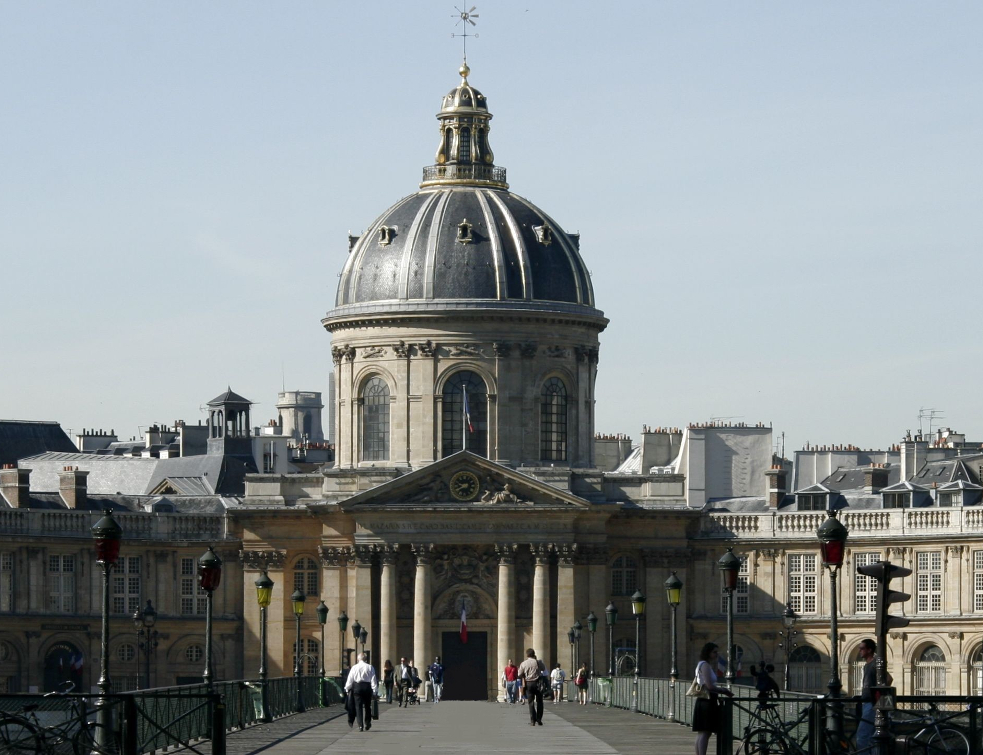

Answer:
[421,63,507,190]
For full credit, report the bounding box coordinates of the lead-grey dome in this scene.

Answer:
[335,187,595,308]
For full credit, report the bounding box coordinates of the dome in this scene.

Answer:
[328,65,603,325]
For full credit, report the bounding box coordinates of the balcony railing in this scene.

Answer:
[0,508,226,541]
[699,507,983,539]
[421,163,507,185]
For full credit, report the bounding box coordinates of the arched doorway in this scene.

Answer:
[914,645,947,696]
[0,639,21,692]
[44,642,83,692]
[788,646,823,693]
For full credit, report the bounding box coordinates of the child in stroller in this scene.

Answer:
[400,663,423,706]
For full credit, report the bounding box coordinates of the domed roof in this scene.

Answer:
[327,65,604,326]
[334,187,594,309]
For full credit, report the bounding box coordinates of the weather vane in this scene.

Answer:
[451,6,479,64]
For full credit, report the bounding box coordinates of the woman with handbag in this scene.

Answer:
[691,643,733,755]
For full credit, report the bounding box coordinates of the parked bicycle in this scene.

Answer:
[893,701,970,755]
[736,697,850,755]
[0,683,117,755]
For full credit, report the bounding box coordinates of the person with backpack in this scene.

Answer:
[574,663,589,705]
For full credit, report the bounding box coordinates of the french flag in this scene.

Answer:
[460,607,468,644]
[462,386,474,433]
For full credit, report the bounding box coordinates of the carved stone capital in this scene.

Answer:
[413,543,434,565]
[239,549,286,570]
[331,346,343,365]
[393,340,409,358]
[531,543,552,565]
[494,543,517,565]
[493,342,511,358]
[556,543,577,566]
[417,340,435,358]
[948,631,963,640]
[318,546,349,567]
[343,344,356,362]
[378,544,399,566]
[349,545,374,566]
[889,632,907,641]
[520,342,537,358]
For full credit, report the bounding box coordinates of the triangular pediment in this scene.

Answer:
[338,452,590,510]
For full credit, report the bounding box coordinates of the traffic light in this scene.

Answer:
[857,560,912,636]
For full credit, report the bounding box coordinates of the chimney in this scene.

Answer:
[765,465,788,508]
[0,465,31,508]
[863,463,889,493]
[58,466,89,509]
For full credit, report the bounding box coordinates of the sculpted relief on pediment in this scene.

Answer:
[398,470,530,505]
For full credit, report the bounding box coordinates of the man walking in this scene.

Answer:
[428,656,444,703]
[397,657,413,706]
[550,663,566,704]
[344,652,378,732]
[856,638,892,752]
[503,659,519,704]
[518,648,546,726]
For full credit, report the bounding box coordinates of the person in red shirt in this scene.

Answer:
[502,659,520,704]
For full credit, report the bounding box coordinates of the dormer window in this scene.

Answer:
[457,219,474,244]
[938,492,956,507]
[533,223,553,246]
[884,492,910,509]
[378,226,396,246]
[798,493,828,511]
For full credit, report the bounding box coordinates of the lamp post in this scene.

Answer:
[665,572,683,722]
[92,509,122,752]
[605,602,618,677]
[254,571,273,722]
[819,508,849,744]
[337,610,349,675]
[197,546,223,690]
[359,628,368,659]
[630,590,646,712]
[132,599,159,690]
[567,628,575,684]
[586,611,597,684]
[779,602,798,690]
[718,548,740,685]
[291,589,306,712]
[573,619,583,674]
[351,618,361,663]
[316,600,329,707]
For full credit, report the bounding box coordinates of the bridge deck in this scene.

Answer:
[205,699,695,755]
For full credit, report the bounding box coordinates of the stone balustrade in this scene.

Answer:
[700,507,983,539]
[0,508,226,541]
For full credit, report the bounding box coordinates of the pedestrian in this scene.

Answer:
[503,659,519,704]
[382,659,394,704]
[550,663,565,704]
[574,663,589,705]
[429,656,444,703]
[749,663,780,702]
[856,638,892,752]
[692,642,733,755]
[344,651,378,732]
[518,648,547,726]
[397,656,412,706]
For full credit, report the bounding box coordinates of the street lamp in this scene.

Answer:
[337,610,349,675]
[131,599,159,690]
[665,571,683,721]
[573,619,583,673]
[359,628,368,658]
[91,508,122,752]
[254,571,273,722]
[568,628,575,680]
[779,602,798,690]
[605,601,618,677]
[718,548,740,685]
[819,508,849,743]
[586,611,597,686]
[316,600,329,706]
[291,589,306,712]
[197,546,223,690]
[630,590,646,712]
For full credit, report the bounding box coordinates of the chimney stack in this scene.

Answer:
[0,465,31,508]
[58,466,89,509]
[863,463,889,493]
[765,465,788,508]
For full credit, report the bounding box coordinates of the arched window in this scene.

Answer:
[611,555,637,596]
[444,128,453,160]
[185,645,204,663]
[361,377,390,461]
[459,127,471,162]
[614,637,636,675]
[441,371,488,458]
[293,638,319,676]
[972,647,983,696]
[540,378,568,461]
[788,645,823,693]
[914,645,946,696]
[293,557,319,597]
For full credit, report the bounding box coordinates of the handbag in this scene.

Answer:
[685,661,711,699]
[537,675,551,695]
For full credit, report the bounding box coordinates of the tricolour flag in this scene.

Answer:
[460,606,468,644]
[462,386,474,433]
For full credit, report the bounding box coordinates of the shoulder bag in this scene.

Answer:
[685,661,711,699]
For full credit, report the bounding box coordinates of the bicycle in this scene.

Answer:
[736,696,849,755]
[893,702,970,755]
[0,683,117,755]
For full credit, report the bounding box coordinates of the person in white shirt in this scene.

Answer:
[550,663,566,703]
[344,652,379,732]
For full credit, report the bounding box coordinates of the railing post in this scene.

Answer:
[211,695,226,755]
[716,696,732,755]
[121,694,138,755]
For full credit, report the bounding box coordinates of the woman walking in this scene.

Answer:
[692,643,733,755]
[574,663,589,704]
[382,660,394,703]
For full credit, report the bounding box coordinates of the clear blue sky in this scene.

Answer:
[2,2,981,453]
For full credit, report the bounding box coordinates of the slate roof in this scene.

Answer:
[0,421,77,467]
[208,388,252,406]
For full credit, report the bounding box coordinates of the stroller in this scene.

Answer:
[401,675,423,706]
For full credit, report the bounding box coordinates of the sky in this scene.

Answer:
[1,2,981,454]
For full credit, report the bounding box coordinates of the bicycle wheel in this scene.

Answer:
[72,719,119,755]
[924,727,970,755]
[741,727,789,755]
[0,714,41,755]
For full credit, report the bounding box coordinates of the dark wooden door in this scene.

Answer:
[440,631,487,700]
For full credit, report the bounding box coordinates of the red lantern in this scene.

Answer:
[198,546,223,592]
[91,509,122,565]
[817,511,848,568]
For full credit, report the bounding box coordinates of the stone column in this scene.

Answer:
[496,543,516,701]
[319,547,346,675]
[413,544,433,670]
[379,545,398,672]
[585,545,610,676]
[556,544,577,669]
[532,543,551,665]
[348,545,374,665]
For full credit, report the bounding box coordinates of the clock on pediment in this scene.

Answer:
[449,470,481,501]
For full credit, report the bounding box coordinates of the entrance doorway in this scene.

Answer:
[440,631,487,700]
[44,643,83,693]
